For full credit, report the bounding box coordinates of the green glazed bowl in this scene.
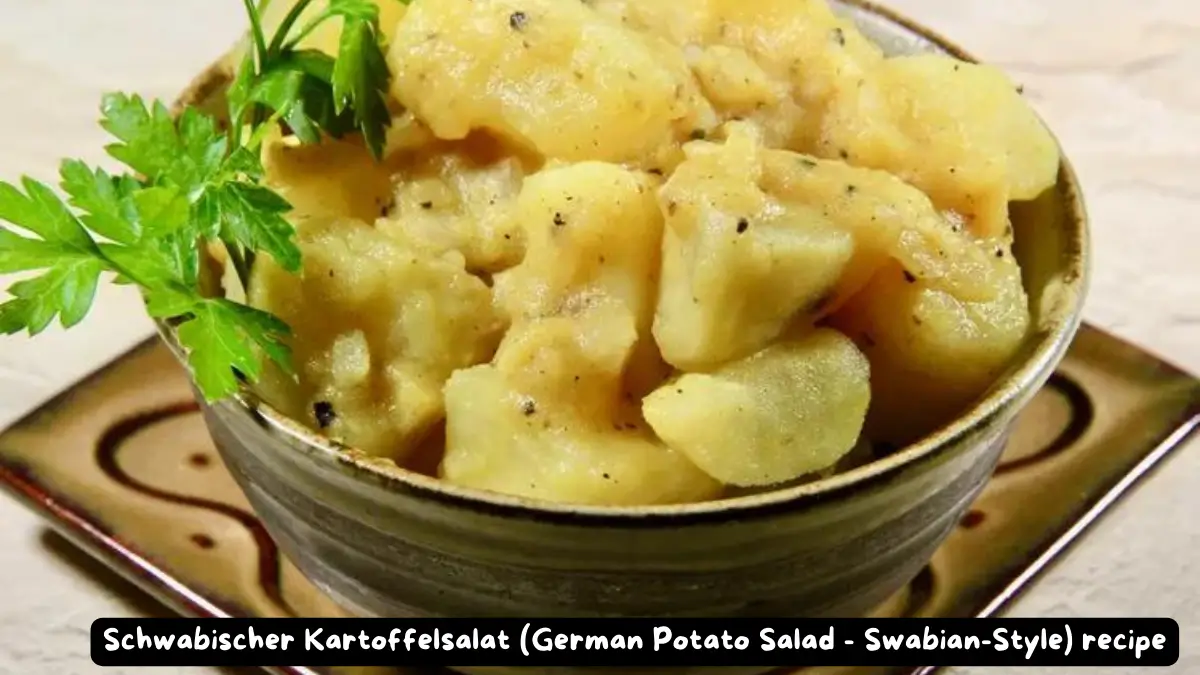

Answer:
[158,1,1089,673]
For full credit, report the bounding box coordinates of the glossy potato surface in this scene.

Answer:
[442,303,721,505]
[819,55,1060,238]
[643,328,871,487]
[831,251,1031,446]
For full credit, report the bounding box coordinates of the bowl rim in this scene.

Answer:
[163,0,1092,524]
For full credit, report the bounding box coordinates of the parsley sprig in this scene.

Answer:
[0,0,403,403]
[231,0,399,160]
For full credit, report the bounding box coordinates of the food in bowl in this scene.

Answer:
[249,0,1059,503]
[0,0,1059,508]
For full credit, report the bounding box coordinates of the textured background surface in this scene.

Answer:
[0,0,1196,673]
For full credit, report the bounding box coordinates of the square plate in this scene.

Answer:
[1,323,1197,675]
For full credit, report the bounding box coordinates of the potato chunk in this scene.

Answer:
[262,137,394,224]
[831,249,1031,446]
[441,303,721,505]
[591,0,882,150]
[388,0,711,167]
[494,163,662,322]
[819,55,1061,237]
[654,134,853,369]
[643,328,871,487]
[654,123,989,371]
[494,161,669,395]
[249,216,504,461]
[378,138,526,274]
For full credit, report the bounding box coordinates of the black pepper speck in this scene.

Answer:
[736,218,749,234]
[420,201,433,210]
[509,11,528,30]
[313,401,336,429]
[831,27,846,46]
[903,270,917,283]
[553,212,566,226]
[521,400,537,416]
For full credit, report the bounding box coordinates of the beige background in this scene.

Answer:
[0,0,1197,673]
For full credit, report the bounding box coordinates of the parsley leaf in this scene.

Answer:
[0,177,110,334]
[0,102,296,401]
[177,299,292,402]
[331,5,392,159]
[0,258,106,333]
[59,160,141,244]
[204,182,301,273]
[0,0,401,404]
[100,94,182,180]
[237,0,396,159]
[247,51,355,145]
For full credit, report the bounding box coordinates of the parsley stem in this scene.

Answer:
[283,14,328,52]
[227,245,253,292]
[267,0,320,57]
[247,107,287,150]
[242,0,270,67]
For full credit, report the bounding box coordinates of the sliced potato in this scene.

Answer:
[819,54,1060,238]
[830,250,1031,446]
[249,216,505,461]
[653,126,854,370]
[654,122,996,371]
[493,161,670,395]
[441,302,721,505]
[378,138,527,274]
[591,0,882,150]
[493,162,663,322]
[388,0,713,167]
[643,328,871,487]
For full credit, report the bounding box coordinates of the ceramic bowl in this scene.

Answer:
[157,1,1089,670]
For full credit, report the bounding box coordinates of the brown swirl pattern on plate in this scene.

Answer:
[0,324,1198,675]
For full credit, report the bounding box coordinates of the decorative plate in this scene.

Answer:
[0,323,1197,675]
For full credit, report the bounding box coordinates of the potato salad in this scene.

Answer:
[244,0,1060,505]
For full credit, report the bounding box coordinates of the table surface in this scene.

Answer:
[0,1,1197,673]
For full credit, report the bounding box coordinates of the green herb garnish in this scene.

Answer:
[0,0,404,403]
[233,0,400,160]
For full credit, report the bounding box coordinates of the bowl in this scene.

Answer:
[157,0,1089,668]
